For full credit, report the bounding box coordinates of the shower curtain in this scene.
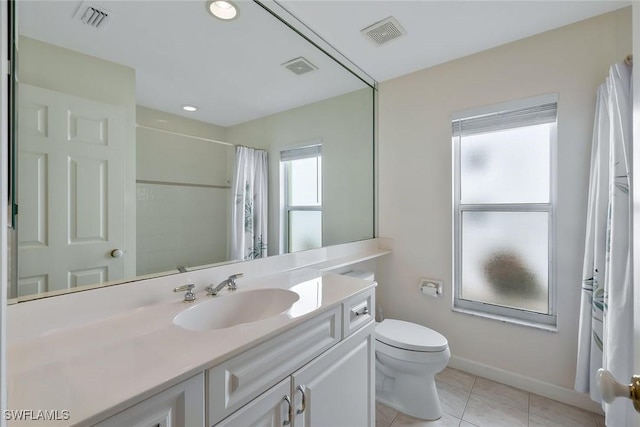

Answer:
[230,146,268,260]
[575,62,633,427]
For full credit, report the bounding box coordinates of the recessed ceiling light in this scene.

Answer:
[182,105,198,112]
[206,0,239,21]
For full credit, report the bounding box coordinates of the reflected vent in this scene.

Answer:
[74,2,111,28]
[282,57,318,75]
[361,16,406,46]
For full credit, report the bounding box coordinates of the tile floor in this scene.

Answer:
[376,368,606,427]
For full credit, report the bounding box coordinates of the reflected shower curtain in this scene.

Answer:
[230,146,268,260]
[575,62,633,427]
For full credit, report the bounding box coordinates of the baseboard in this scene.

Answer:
[448,355,604,415]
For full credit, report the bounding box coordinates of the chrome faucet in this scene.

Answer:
[205,273,243,296]
[173,283,196,302]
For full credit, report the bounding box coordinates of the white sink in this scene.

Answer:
[173,288,300,331]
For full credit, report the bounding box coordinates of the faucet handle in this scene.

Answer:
[227,273,243,290]
[173,283,196,302]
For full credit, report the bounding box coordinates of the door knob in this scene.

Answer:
[597,368,640,412]
[110,249,124,258]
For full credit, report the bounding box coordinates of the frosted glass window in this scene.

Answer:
[460,124,551,204]
[289,157,322,206]
[461,211,549,313]
[453,95,557,326]
[289,211,322,252]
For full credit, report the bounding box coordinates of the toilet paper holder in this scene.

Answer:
[419,279,443,297]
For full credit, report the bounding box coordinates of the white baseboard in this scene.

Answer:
[448,355,604,415]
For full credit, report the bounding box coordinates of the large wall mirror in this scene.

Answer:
[9,0,375,302]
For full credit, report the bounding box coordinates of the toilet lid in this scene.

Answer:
[376,319,448,352]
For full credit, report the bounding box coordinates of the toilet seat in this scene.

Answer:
[376,319,448,352]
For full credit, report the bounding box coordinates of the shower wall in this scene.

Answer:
[136,106,232,276]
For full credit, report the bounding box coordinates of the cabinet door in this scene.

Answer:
[292,324,374,427]
[214,378,291,427]
[94,373,204,427]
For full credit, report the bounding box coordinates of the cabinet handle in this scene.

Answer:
[296,385,307,415]
[283,395,293,426]
[351,303,369,316]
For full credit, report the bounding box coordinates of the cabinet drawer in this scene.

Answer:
[94,373,204,427]
[207,306,341,426]
[342,288,374,338]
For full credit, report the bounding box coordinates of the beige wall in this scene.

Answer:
[227,88,375,256]
[19,36,136,107]
[377,7,631,394]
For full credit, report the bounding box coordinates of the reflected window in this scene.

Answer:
[452,96,557,326]
[281,144,322,253]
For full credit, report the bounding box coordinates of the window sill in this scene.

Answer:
[452,307,558,332]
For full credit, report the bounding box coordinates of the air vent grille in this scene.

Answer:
[74,2,111,28]
[361,16,406,46]
[282,57,317,75]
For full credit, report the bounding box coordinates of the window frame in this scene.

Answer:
[452,94,558,327]
[281,143,322,254]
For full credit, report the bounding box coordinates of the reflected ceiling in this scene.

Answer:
[18,0,366,126]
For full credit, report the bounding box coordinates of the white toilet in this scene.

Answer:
[341,271,450,421]
[375,319,450,420]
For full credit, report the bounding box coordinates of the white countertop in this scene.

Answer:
[7,271,376,426]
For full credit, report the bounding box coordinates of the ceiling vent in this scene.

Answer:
[74,2,111,29]
[361,16,406,47]
[282,57,318,75]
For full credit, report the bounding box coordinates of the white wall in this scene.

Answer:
[136,106,233,275]
[227,88,374,255]
[377,7,631,398]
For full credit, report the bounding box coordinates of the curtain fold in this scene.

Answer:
[230,146,268,261]
[575,62,633,427]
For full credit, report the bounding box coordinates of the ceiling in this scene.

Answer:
[280,0,631,83]
[17,1,631,127]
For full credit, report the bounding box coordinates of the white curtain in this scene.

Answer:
[575,62,633,427]
[230,146,268,260]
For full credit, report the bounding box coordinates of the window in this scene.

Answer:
[452,95,557,326]
[281,144,322,253]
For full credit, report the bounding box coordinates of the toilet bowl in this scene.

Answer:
[375,319,450,421]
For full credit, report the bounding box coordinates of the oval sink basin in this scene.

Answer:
[173,288,300,331]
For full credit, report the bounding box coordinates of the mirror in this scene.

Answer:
[10,0,375,302]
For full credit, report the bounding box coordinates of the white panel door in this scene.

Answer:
[632,4,640,426]
[291,328,374,427]
[17,84,129,295]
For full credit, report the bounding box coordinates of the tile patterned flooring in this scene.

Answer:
[376,368,606,427]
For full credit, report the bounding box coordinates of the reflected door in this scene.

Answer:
[16,84,129,296]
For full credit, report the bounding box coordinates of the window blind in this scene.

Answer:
[452,102,557,137]
[280,144,322,161]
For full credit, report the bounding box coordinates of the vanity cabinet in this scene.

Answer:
[210,289,375,427]
[215,325,374,427]
[93,373,204,427]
